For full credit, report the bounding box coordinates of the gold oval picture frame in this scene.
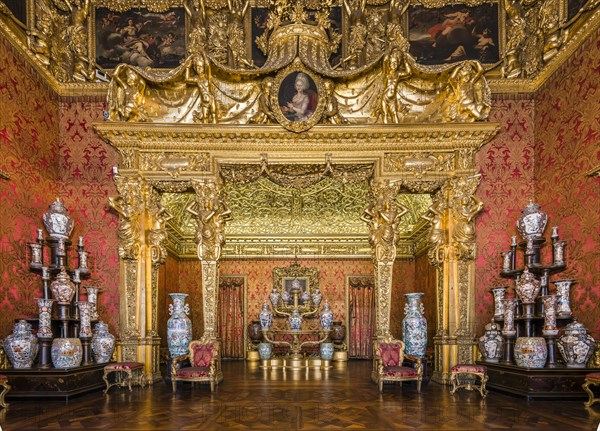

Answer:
[271,63,325,133]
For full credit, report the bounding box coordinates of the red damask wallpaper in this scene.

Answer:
[474,95,536,336]
[534,30,599,338]
[0,37,60,336]
[390,258,415,339]
[57,100,120,334]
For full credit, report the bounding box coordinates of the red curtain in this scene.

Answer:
[349,277,375,359]
[218,278,244,358]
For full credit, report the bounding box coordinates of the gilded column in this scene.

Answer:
[430,175,482,384]
[188,179,231,340]
[362,179,406,339]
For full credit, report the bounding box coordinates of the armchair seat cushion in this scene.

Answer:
[383,366,418,377]
[451,364,486,374]
[586,373,600,381]
[176,367,210,378]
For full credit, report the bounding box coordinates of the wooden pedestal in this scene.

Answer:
[479,361,595,400]
[3,363,106,400]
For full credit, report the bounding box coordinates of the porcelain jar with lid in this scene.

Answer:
[3,320,39,368]
[478,320,504,362]
[557,320,595,368]
[516,201,547,239]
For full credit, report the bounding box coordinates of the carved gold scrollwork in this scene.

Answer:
[139,152,211,177]
[147,190,172,264]
[422,190,447,266]
[109,175,144,260]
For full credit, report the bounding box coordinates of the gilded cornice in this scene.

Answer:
[94,123,500,152]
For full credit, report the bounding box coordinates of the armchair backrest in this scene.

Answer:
[189,341,216,367]
[375,340,406,367]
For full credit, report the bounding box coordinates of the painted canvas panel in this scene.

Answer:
[408,3,499,65]
[95,8,186,69]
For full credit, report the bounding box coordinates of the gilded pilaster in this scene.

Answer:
[431,175,482,384]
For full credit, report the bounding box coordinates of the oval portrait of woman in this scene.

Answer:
[278,72,318,122]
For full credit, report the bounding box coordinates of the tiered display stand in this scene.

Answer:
[2,200,107,399]
[479,204,597,399]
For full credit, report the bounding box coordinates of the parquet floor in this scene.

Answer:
[1,360,599,431]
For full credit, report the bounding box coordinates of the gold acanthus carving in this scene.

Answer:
[109,175,144,260]
[124,260,140,339]
[202,262,218,339]
[139,152,211,177]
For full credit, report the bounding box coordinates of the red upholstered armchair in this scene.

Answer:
[372,338,423,393]
[171,338,223,392]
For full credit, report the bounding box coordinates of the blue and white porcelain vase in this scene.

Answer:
[259,301,273,330]
[311,288,322,306]
[92,321,116,364]
[319,300,333,330]
[289,309,303,330]
[269,288,281,307]
[402,292,427,357]
[3,320,39,368]
[258,342,272,360]
[167,293,192,357]
[320,342,334,361]
[51,338,82,369]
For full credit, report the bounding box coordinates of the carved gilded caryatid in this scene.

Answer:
[187,179,231,262]
[450,175,483,261]
[109,175,143,260]
[186,178,231,340]
[362,179,407,339]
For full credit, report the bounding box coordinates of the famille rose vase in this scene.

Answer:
[51,338,82,369]
[167,293,192,357]
[402,293,427,357]
[514,337,547,368]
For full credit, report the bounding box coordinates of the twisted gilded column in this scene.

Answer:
[362,179,406,339]
[187,178,231,340]
[428,175,482,384]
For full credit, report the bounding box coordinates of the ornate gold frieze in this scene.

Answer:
[138,152,211,177]
[383,152,454,178]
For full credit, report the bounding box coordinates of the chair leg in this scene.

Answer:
[103,370,111,394]
[583,381,599,407]
[0,382,10,408]
[379,380,383,393]
[210,380,215,392]
[417,378,422,393]
[172,379,177,392]
[450,374,458,394]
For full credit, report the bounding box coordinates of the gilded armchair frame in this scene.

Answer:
[372,338,423,393]
[171,339,223,392]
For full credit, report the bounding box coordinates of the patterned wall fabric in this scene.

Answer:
[534,29,600,339]
[390,258,416,339]
[57,100,120,335]
[0,36,60,335]
[474,96,536,336]
[414,253,436,349]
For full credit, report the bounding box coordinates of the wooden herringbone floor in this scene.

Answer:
[1,360,599,431]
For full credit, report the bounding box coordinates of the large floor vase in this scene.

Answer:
[402,293,427,357]
[167,293,192,357]
[514,337,547,368]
